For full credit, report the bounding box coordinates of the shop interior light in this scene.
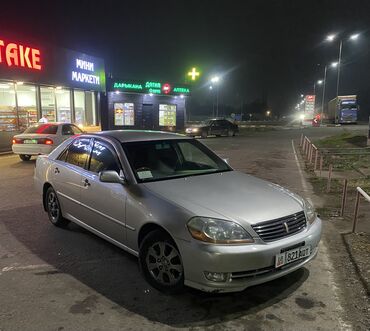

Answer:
[56,86,62,90]
[0,84,10,89]
[48,87,54,90]
[149,93,153,96]
[115,90,120,94]
[180,94,184,98]
[16,82,24,85]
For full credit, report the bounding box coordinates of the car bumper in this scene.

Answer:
[12,144,55,155]
[178,217,322,293]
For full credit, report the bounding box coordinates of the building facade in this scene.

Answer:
[0,33,106,151]
[104,79,190,132]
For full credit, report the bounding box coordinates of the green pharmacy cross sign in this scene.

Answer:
[113,80,191,96]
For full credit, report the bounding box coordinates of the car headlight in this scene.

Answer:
[192,128,198,132]
[304,199,316,224]
[187,217,254,244]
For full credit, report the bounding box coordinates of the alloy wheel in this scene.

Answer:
[145,241,183,286]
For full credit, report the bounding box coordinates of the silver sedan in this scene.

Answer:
[34,130,322,293]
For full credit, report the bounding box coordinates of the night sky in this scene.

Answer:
[1,0,370,117]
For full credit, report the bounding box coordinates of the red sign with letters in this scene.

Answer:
[0,39,41,71]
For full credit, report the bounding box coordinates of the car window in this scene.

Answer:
[89,140,121,174]
[71,125,83,134]
[62,124,79,135]
[65,138,91,168]
[178,141,219,169]
[123,139,230,182]
[23,124,58,134]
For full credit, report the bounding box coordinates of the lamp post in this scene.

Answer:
[313,79,323,116]
[210,76,221,117]
[326,33,360,98]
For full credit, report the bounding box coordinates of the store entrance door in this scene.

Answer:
[142,104,154,130]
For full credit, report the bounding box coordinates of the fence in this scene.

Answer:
[300,134,370,233]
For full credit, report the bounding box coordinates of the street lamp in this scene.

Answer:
[326,33,360,97]
[210,76,221,117]
[313,79,323,114]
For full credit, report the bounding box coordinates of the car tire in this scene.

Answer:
[227,129,234,137]
[19,154,31,161]
[139,230,184,294]
[201,130,208,139]
[45,187,69,227]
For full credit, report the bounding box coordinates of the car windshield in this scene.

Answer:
[23,124,58,134]
[122,139,231,182]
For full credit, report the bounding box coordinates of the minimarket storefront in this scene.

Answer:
[104,79,190,132]
[0,34,106,151]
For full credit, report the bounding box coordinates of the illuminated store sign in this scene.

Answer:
[0,39,41,70]
[72,58,100,85]
[113,80,190,96]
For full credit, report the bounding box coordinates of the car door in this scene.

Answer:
[52,137,92,221]
[220,120,230,135]
[209,120,222,135]
[78,139,127,244]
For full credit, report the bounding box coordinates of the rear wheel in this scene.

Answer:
[139,230,184,293]
[19,154,31,161]
[45,187,69,227]
[227,129,234,137]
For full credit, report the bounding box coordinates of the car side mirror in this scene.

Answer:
[99,170,126,184]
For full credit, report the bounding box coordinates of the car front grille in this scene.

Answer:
[251,211,306,242]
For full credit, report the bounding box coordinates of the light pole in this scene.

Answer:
[209,85,215,117]
[211,76,220,117]
[313,79,323,119]
[326,33,360,98]
[320,62,338,123]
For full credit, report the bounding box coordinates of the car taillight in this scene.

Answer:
[38,138,53,145]
[12,138,23,144]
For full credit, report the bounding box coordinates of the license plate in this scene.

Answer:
[275,245,311,268]
[23,139,37,144]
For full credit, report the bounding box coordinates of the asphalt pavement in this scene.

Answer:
[0,125,368,331]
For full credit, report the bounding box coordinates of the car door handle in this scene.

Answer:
[54,167,60,174]
[83,179,91,187]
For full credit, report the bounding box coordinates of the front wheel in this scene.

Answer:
[139,230,184,293]
[19,154,31,161]
[227,129,234,137]
[201,130,208,139]
[45,187,69,227]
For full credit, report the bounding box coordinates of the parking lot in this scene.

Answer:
[0,127,367,331]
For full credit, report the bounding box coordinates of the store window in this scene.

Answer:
[40,87,56,122]
[56,88,71,123]
[0,82,17,131]
[159,104,176,126]
[74,90,85,126]
[16,84,37,130]
[85,91,96,126]
[114,103,135,126]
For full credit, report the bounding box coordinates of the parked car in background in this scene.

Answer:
[185,118,238,138]
[34,130,321,293]
[12,123,83,161]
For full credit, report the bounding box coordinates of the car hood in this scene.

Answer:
[186,125,207,129]
[143,171,304,226]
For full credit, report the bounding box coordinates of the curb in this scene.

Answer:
[0,151,13,156]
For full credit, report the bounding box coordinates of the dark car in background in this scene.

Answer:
[185,119,238,138]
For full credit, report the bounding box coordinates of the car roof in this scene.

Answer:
[89,130,190,143]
